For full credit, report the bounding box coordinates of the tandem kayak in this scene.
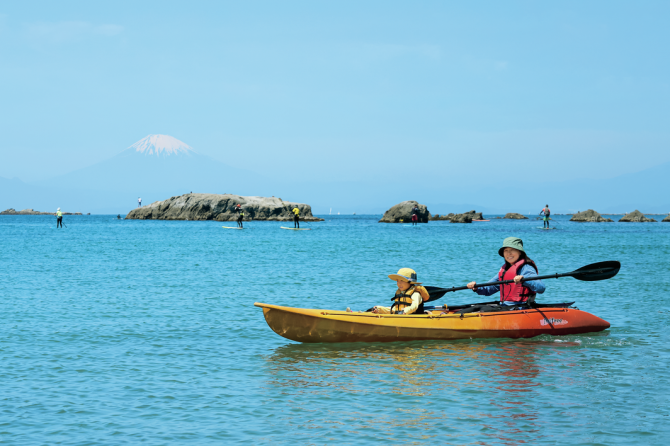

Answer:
[254,302,610,343]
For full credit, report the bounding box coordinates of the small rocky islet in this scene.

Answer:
[379,201,430,223]
[618,210,657,222]
[503,213,528,220]
[124,193,323,221]
[0,208,84,215]
[570,210,614,222]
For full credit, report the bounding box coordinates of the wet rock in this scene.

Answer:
[663,214,670,222]
[125,193,324,221]
[619,210,657,222]
[503,213,528,220]
[569,209,613,222]
[379,201,430,223]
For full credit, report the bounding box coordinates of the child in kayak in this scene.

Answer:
[466,237,545,306]
[372,268,430,314]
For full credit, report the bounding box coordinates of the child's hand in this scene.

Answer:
[513,275,524,283]
[467,281,476,290]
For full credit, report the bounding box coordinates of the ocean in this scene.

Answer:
[1,214,668,445]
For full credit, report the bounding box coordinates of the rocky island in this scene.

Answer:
[663,214,670,222]
[450,210,484,223]
[569,210,613,222]
[124,193,323,221]
[430,213,454,221]
[379,201,429,223]
[1,208,82,215]
[503,213,528,219]
[619,210,657,222]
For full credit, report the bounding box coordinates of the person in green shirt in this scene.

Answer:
[56,208,63,228]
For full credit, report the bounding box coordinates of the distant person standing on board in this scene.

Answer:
[292,205,300,229]
[234,204,244,229]
[540,204,551,228]
[411,204,420,226]
[138,197,142,208]
[56,208,63,228]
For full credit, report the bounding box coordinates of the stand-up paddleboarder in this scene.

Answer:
[56,208,63,228]
[411,204,420,226]
[540,204,551,228]
[235,204,244,228]
[138,197,142,208]
[292,206,300,228]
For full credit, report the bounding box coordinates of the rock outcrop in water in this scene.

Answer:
[619,210,657,222]
[449,213,472,223]
[504,213,528,219]
[0,208,80,215]
[379,201,430,223]
[569,209,613,222]
[124,193,323,221]
[448,210,483,224]
[663,214,670,222]
[430,213,454,221]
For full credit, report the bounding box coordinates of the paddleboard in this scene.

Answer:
[222,226,244,230]
[403,224,421,227]
[537,227,558,230]
[472,219,490,222]
[280,227,311,231]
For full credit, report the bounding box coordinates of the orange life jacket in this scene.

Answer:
[390,285,428,314]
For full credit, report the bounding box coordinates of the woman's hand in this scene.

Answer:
[467,281,476,290]
[514,275,524,283]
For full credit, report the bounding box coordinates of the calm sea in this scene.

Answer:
[2,214,669,445]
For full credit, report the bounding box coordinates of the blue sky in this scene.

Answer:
[1,1,669,189]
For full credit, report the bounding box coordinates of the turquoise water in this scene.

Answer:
[2,215,669,445]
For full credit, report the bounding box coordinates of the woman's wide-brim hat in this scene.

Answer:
[388,268,422,284]
[498,237,526,257]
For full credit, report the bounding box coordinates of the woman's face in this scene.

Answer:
[503,247,522,264]
[397,280,411,291]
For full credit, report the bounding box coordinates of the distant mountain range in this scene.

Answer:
[1,134,668,215]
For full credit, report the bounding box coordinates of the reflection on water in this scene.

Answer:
[261,340,586,443]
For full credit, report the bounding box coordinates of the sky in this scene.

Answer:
[1,1,669,192]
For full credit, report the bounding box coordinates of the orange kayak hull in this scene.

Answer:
[254,302,610,343]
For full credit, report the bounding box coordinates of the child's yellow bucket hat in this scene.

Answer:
[388,268,422,284]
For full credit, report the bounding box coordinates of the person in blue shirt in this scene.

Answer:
[466,237,545,305]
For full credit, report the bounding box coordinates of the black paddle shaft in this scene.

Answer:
[424,261,620,302]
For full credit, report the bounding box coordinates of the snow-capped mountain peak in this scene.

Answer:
[128,135,195,156]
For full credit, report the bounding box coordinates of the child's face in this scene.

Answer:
[397,280,411,291]
[503,247,521,264]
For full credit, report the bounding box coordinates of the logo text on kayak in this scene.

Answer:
[540,318,568,326]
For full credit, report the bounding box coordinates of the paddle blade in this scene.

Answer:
[424,286,449,302]
[571,261,620,281]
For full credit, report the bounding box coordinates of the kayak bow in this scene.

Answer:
[254,302,609,343]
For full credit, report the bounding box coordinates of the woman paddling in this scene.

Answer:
[466,237,545,306]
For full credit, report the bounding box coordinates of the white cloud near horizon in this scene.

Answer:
[25,21,123,45]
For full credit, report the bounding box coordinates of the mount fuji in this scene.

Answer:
[7,135,272,213]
